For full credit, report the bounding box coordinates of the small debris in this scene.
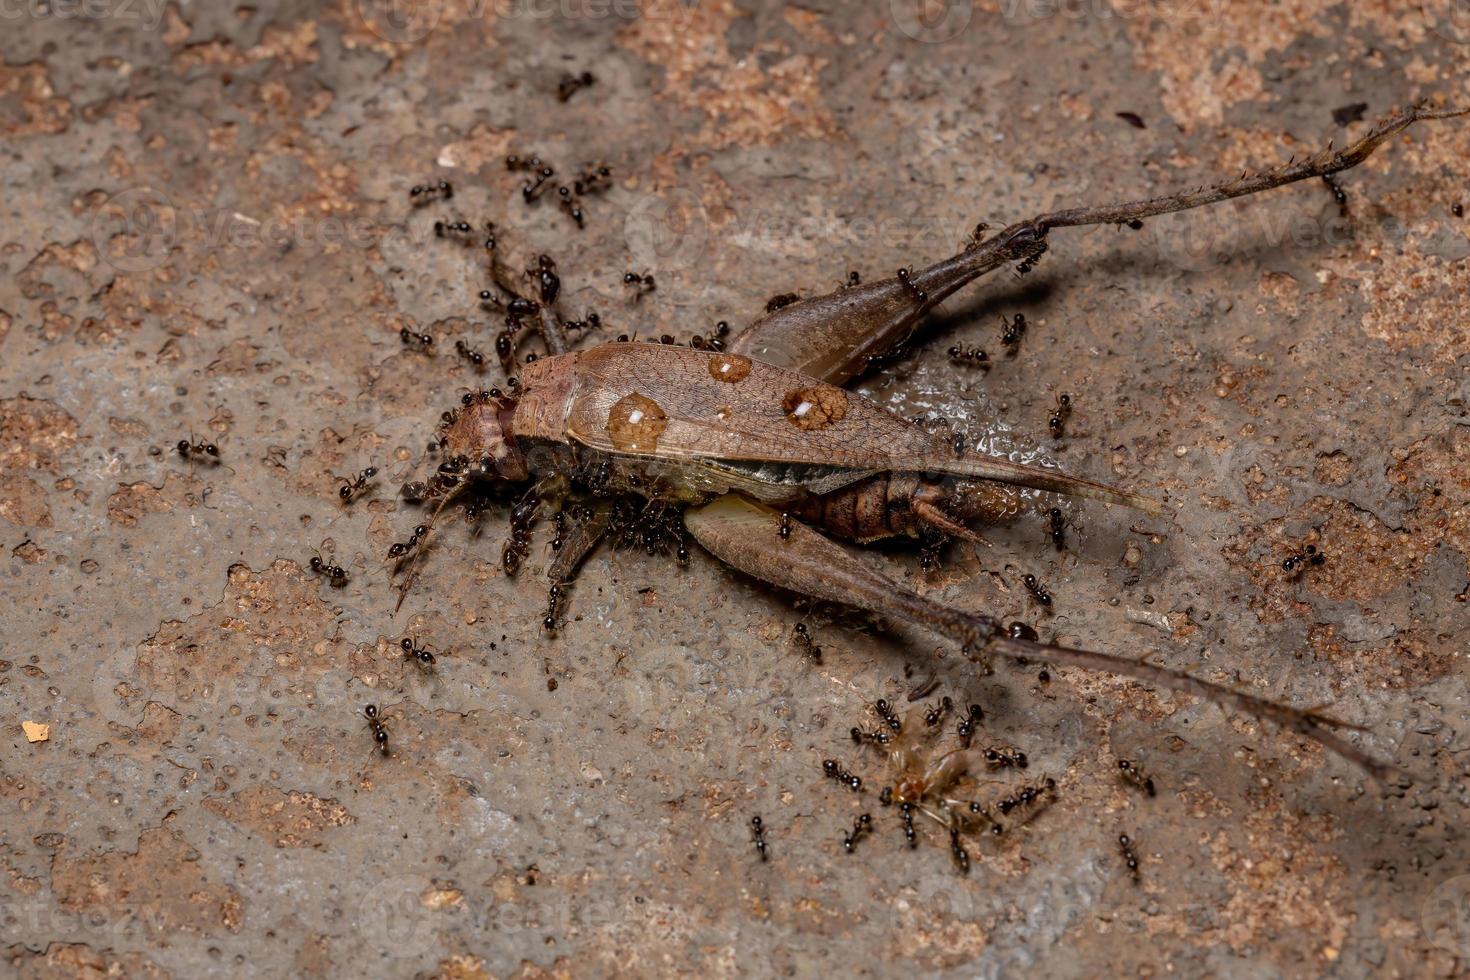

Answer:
[1116,111,1146,129]
[1125,607,1172,633]
[23,721,50,743]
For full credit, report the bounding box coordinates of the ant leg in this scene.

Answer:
[731,103,1467,387]
[682,493,1394,780]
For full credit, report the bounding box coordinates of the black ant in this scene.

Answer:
[792,623,821,664]
[556,70,595,102]
[1322,174,1348,213]
[949,825,971,874]
[400,637,436,672]
[1119,833,1140,882]
[433,219,474,243]
[900,802,917,848]
[994,777,1058,819]
[408,179,452,205]
[455,340,486,371]
[1045,508,1067,550]
[400,327,434,351]
[778,512,792,540]
[1282,544,1326,575]
[696,321,730,352]
[850,726,889,748]
[1001,312,1027,347]
[1007,621,1038,642]
[1118,758,1156,797]
[948,345,989,366]
[502,494,539,575]
[954,703,983,745]
[983,746,1029,770]
[339,466,377,503]
[923,697,954,727]
[895,267,927,304]
[363,704,389,756]
[564,311,601,334]
[1453,203,1464,218]
[873,698,902,734]
[176,434,220,464]
[309,547,348,587]
[750,815,768,861]
[842,813,873,853]
[623,271,656,301]
[387,524,430,562]
[508,157,556,202]
[1048,393,1072,438]
[1023,573,1053,607]
[1015,240,1047,274]
[765,292,800,313]
[821,758,863,792]
[843,270,862,288]
[572,164,612,197]
[529,255,560,303]
[542,581,565,632]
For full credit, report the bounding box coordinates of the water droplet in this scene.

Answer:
[782,386,848,431]
[606,392,669,453]
[707,352,752,383]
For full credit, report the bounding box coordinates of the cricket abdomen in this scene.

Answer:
[792,474,1026,543]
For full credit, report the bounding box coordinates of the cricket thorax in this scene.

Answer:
[438,392,529,482]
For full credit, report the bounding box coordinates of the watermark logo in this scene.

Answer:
[890,0,973,42]
[356,0,441,43]
[624,187,711,274]
[88,187,177,274]
[1,0,168,31]
[1424,874,1470,957]
[88,187,382,273]
[355,872,446,967]
[1425,0,1470,44]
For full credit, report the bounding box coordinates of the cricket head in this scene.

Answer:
[438,390,529,483]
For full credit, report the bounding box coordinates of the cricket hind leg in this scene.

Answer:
[542,501,613,632]
[731,103,1467,388]
[682,493,1395,780]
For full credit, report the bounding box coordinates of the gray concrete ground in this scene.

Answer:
[2,1,1469,976]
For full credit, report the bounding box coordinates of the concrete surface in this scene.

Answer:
[2,1,1469,976]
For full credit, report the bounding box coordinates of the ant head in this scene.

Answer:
[440,392,529,483]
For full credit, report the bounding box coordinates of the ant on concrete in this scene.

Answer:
[1048,393,1072,438]
[400,637,437,672]
[750,815,769,861]
[408,179,452,206]
[363,704,389,756]
[339,466,377,503]
[309,546,348,587]
[1023,573,1053,607]
[400,327,434,351]
[176,433,219,464]
[623,271,656,301]
[556,70,595,102]
[1117,757,1156,797]
[1001,313,1027,347]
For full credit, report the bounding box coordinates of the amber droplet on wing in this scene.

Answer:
[707,352,752,383]
[606,392,670,452]
[782,386,848,431]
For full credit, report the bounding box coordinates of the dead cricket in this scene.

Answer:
[393,103,1467,780]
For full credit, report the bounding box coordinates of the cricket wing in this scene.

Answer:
[562,343,1158,512]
